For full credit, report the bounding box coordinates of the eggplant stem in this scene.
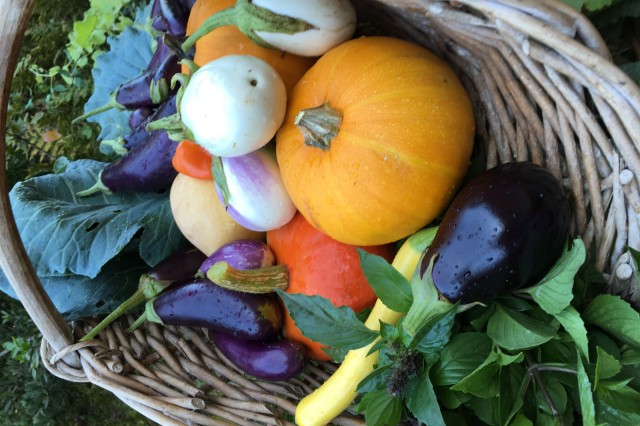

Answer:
[72,91,122,123]
[80,290,146,341]
[181,0,315,52]
[206,261,289,293]
[76,172,110,197]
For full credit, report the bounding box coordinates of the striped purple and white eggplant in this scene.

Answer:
[216,149,297,232]
[199,239,275,275]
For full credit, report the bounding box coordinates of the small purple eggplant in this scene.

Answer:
[151,0,189,37]
[101,94,178,156]
[73,50,181,123]
[129,278,284,340]
[199,240,275,275]
[80,245,206,341]
[211,330,307,381]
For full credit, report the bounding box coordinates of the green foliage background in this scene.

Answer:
[0,0,638,424]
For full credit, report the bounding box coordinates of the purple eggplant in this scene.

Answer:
[73,50,181,123]
[200,240,275,275]
[80,245,206,341]
[77,118,179,196]
[129,278,284,340]
[151,0,189,37]
[211,330,307,381]
[101,94,178,156]
[129,107,154,130]
[420,161,571,304]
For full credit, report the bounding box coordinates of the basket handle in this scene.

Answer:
[0,0,78,367]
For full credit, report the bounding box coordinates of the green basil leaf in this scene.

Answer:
[487,304,558,351]
[595,380,640,425]
[594,347,622,390]
[576,348,596,426]
[404,366,446,426]
[554,305,590,361]
[357,365,392,394]
[356,390,403,426]
[499,364,526,426]
[431,332,493,386]
[358,249,412,312]
[510,413,534,426]
[8,159,184,279]
[436,387,470,409]
[276,290,378,350]
[524,238,585,315]
[404,302,457,352]
[450,351,500,398]
[583,294,640,349]
[535,378,568,416]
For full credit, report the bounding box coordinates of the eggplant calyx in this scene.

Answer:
[181,0,315,52]
[99,137,127,156]
[206,261,289,293]
[128,300,163,332]
[400,255,454,346]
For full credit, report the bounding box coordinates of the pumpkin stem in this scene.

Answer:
[294,103,343,151]
[181,0,315,53]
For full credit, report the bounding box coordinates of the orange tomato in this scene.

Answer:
[184,0,315,92]
[266,212,396,361]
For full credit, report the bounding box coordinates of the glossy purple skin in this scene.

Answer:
[148,245,206,283]
[153,278,284,340]
[211,330,307,381]
[100,123,178,193]
[146,36,173,73]
[114,51,180,109]
[128,107,154,130]
[420,162,571,304]
[124,95,177,151]
[199,240,275,274]
[151,0,188,37]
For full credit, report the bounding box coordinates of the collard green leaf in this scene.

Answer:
[583,294,640,349]
[84,18,154,144]
[404,366,446,426]
[554,305,590,361]
[487,304,559,351]
[0,253,146,320]
[358,249,412,313]
[524,239,585,315]
[431,332,493,386]
[8,159,184,278]
[276,290,378,350]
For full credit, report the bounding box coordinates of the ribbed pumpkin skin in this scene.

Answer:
[185,0,315,92]
[276,36,476,246]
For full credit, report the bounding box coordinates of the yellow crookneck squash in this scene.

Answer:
[276,36,476,246]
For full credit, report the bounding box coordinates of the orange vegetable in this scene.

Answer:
[184,0,315,92]
[172,140,213,180]
[276,36,476,246]
[266,212,395,361]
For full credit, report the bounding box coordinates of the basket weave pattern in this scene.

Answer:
[1,0,639,425]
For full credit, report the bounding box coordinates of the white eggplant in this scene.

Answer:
[180,55,286,157]
[217,149,297,232]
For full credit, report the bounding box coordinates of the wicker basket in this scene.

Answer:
[1,0,640,424]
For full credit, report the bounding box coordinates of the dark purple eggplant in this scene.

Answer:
[200,240,275,274]
[129,107,154,130]
[152,0,188,37]
[77,120,179,196]
[100,94,178,156]
[73,50,181,123]
[177,0,196,11]
[129,278,284,340]
[419,161,571,304]
[80,245,206,341]
[210,330,307,381]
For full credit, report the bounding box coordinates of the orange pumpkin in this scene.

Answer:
[276,36,476,246]
[267,213,395,361]
[184,0,315,92]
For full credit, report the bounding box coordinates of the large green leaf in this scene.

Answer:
[0,254,147,320]
[8,159,184,278]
